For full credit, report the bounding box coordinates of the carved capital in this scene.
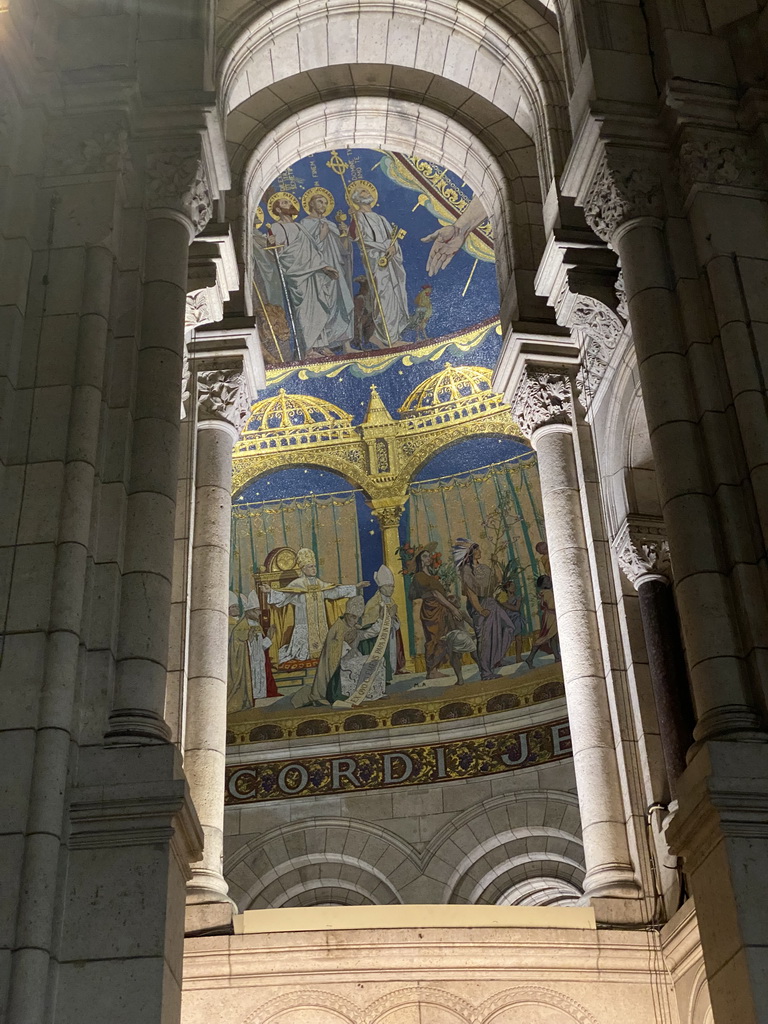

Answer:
[197,365,248,432]
[583,154,663,243]
[571,297,625,407]
[613,514,671,588]
[145,142,212,234]
[511,368,573,439]
[615,268,628,321]
[677,131,766,197]
[46,115,131,178]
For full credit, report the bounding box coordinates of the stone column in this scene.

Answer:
[613,515,694,798]
[582,153,764,745]
[107,142,212,743]
[369,499,413,671]
[512,366,639,900]
[184,364,248,930]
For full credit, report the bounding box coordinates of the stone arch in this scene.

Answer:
[225,816,422,910]
[243,991,362,1024]
[233,95,544,325]
[688,964,714,1024]
[218,0,569,181]
[421,790,584,905]
[363,985,476,1024]
[475,986,601,1024]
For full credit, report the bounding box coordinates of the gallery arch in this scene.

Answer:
[7,1,768,1023]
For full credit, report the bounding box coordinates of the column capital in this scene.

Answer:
[196,365,249,436]
[368,500,407,527]
[583,151,664,244]
[613,514,671,588]
[144,138,213,236]
[511,365,574,441]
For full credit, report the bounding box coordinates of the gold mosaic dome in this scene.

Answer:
[399,364,498,415]
[245,389,353,432]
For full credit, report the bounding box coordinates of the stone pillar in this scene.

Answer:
[582,153,764,746]
[107,141,212,743]
[581,150,768,1024]
[369,499,413,672]
[512,366,639,900]
[184,364,248,932]
[613,515,693,799]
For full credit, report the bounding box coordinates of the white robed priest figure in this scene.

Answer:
[360,564,406,682]
[266,547,367,666]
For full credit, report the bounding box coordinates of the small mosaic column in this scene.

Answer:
[369,499,413,672]
[185,363,249,917]
[614,516,693,799]
[512,367,639,899]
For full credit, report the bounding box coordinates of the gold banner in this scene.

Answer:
[226,718,571,803]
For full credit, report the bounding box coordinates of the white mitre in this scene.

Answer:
[373,564,395,586]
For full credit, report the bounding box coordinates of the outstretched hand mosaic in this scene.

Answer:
[251,148,495,363]
[230,149,563,749]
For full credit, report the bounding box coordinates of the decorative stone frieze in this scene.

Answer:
[145,143,212,234]
[677,132,766,195]
[197,366,249,431]
[45,118,131,178]
[571,297,625,406]
[511,368,573,439]
[613,514,671,588]
[583,155,663,243]
[615,269,628,321]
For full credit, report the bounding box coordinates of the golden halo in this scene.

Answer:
[253,205,265,231]
[302,186,335,216]
[346,179,379,209]
[267,191,300,220]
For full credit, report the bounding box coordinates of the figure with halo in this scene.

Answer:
[266,191,349,359]
[300,186,356,353]
[346,180,410,347]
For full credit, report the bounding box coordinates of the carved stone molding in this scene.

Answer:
[571,297,625,406]
[185,287,223,329]
[197,366,249,431]
[583,154,663,243]
[511,368,573,439]
[45,117,131,178]
[145,143,212,234]
[613,514,671,588]
[677,132,766,196]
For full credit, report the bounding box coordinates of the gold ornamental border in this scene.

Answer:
[226,663,564,745]
[225,717,571,804]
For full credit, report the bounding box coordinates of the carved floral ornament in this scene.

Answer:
[197,366,249,430]
[45,118,131,178]
[572,297,625,406]
[145,143,212,234]
[677,132,767,196]
[613,515,671,587]
[583,154,663,243]
[511,368,573,439]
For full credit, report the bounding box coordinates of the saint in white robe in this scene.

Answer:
[300,216,354,348]
[271,219,352,355]
[267,575,357,663]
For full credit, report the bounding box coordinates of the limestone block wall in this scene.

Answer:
[182,909,678,1024]
[224,752,581,908]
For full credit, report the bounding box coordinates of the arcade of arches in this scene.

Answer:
[2,1,768,1024]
